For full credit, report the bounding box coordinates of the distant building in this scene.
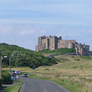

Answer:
[35,36,90,56]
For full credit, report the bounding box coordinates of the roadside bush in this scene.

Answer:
[2,71,12,84]
[10,52,57,68]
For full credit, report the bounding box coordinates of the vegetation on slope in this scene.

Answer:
[0,43,57,68]
[4,81,22,92]
[39,48,75,55]
[10,55,92,92]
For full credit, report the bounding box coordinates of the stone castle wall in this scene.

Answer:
[58,40,75,49]
[36,36,90,56]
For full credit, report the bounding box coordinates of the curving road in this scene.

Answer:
[20,77,70,92]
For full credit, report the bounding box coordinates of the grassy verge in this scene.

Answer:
[3,81,23,92]
[52,79,82,92]
[30,74,82,92]
[3,55,92,92]
[39,48,75,55]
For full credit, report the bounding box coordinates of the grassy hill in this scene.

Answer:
[2,43,92,92]
[8,55,92,92]
[39,48,75,56]
[0,43,57,68]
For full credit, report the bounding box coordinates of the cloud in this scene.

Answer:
[0,25,13,34]
[0,18,92,27]
[0,24,46,36]
[0,0,92,50]
[19,26,45,36]
[0,0,92,27]
[0,24,91,50]
[20,29,35,36]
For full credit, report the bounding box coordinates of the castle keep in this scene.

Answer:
[35,36,90,56]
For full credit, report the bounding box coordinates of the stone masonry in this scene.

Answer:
[35,36,90,56]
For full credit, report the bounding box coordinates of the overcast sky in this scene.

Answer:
[0,0,92,50]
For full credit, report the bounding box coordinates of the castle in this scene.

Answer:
[35,36,90,56]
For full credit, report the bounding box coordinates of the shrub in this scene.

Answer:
[0,43,57,68]
[2,71,12,84]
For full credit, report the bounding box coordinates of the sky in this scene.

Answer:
[0,0,92,50]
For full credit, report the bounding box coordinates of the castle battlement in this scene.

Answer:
[35,36,90,56]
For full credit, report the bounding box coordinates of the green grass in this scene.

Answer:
[30,75,82,92]
[4,81,23,92]
[3,55,92,92]
[52,79,82,92]
[80,56,92,60]
[28,55,92,92]
[39,48,75,55]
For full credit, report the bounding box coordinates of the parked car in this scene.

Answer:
[11,70,21,75]
[11,70,15,73]
[15,71,21,75]
[23,73,28,77]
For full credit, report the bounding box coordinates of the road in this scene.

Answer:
[20,77,70,92]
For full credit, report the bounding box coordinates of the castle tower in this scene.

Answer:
[35,35,90,56]
[49,36,60,50]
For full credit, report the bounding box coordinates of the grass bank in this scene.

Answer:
[39,48,75,55]
[30,74,82,92]
[4,81,22,92]
[3,55,92,92]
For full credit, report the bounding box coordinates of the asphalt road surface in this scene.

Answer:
[20,77,70,92]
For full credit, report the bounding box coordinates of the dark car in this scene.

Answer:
[11,70,15,73]
[23,73,28,77]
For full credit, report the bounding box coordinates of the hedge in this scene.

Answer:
[2,71,12,84]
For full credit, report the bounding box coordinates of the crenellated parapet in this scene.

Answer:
[35,36,90,56]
